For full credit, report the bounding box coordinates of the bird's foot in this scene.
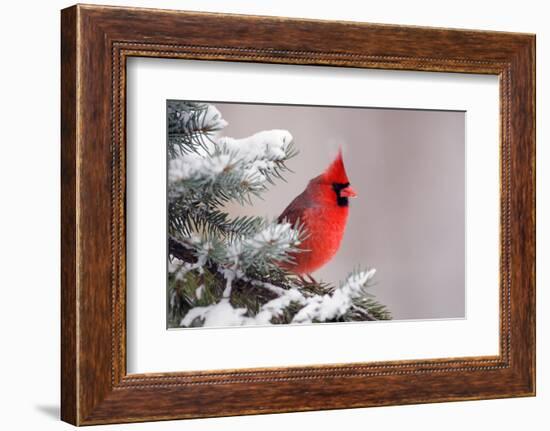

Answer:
[306,274,319,285]
[296,274,319,286]
[297,275,309,285]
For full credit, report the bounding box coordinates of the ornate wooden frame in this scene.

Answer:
[61,4,536,425]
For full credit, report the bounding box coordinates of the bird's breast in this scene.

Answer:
[292,206,349,274]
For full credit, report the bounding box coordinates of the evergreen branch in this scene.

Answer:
[167,101,227,158]
[169,202,265,240]
[168,239,388,327]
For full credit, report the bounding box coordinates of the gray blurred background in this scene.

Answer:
[214,102,465,320]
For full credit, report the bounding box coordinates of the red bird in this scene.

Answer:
[278,150,357,277]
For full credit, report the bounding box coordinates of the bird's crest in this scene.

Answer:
[323,149,350,184]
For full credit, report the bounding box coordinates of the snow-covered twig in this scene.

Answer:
[179,269,378,328]
[292,269,377,324]
[168,129,295,194]
[227,221,304,271]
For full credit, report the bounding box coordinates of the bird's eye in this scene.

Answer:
[332,182,350,192]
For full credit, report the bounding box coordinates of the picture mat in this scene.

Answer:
[127,58,499,373]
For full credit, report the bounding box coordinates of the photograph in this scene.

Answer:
[50,2,536,426]
[166,101,466,329]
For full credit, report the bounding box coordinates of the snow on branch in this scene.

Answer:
[180,299,248,328]
[168,152,233,183]
[218,130,295,185]
[167,103,228,158]
[168,102,227,138]
[227,222,304,271]
[221,221,304,298]
[292,269,377,324]
[169,129,296,188]
[168,126,297,242]
[179,269,378,328]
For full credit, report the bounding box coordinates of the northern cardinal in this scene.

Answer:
[278,150,357,276]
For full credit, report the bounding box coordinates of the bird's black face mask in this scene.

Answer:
[332,182,351,207]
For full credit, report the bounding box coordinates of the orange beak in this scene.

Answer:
[340,185,357,198]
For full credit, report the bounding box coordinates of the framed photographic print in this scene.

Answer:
[61,4,536,425]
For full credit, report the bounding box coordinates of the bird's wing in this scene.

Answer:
[277,206,302,226]
[277,190,313,226]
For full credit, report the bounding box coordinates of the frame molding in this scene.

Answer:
[61,4,535,425]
